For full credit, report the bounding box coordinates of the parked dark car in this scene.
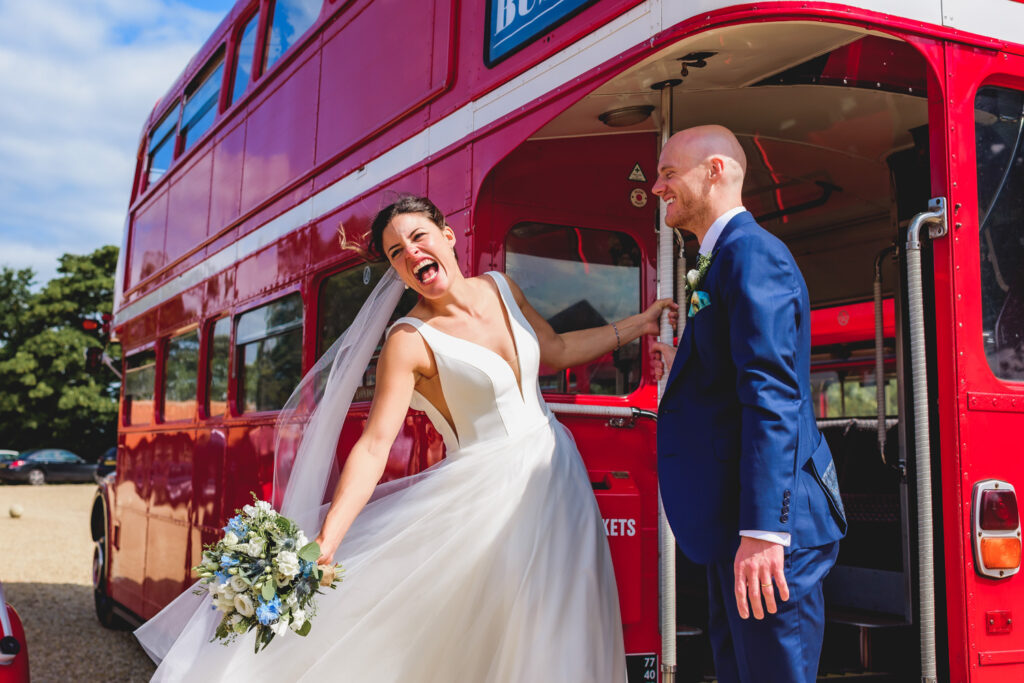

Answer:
[0,450,18,463]
[0,449,97,485]
[93,447,116,484]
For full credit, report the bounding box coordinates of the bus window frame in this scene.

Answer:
[501,219,648,398]
[160,324,201,424]
[180,48,227,156]
[234,286,305,416]
[143,99,181,193]
[122,341,158,428]
[261,0,326,77]
[201,314,234,421]
[225,3,263,111]
[969,72,1024,390]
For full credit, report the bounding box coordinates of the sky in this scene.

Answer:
[0,0,236,287]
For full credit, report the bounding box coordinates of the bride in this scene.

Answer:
[136,195,676,681]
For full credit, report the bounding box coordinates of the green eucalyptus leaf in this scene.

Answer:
[296,620,312,636]
[261,579,276,601]
[297,542,321,563]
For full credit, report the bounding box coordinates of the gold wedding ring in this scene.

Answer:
[761,582,772,588]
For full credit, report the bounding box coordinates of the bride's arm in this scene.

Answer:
[314,327,426,563]
[501,274,677,371]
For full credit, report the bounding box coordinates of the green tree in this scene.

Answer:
[0,267,34,350]
[0,246,120,460]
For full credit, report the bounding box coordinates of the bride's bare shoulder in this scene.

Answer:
[382,319,430,370]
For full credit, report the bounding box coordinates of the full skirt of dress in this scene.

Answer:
[136,413,626,682]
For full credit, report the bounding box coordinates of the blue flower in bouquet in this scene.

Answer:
[255,595,282,625]
[224,515,248,536]
[215,570,231,585]
[220,554,239,568]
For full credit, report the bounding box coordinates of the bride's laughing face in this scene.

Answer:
[382,213,458,297]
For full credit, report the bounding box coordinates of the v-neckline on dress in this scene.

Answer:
[417,272,526,402]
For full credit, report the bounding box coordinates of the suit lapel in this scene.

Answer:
[662,211,755,396]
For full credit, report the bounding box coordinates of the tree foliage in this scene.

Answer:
[0,246,120,460]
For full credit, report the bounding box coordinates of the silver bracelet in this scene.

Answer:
[612,322,621,351]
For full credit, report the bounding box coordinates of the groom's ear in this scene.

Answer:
[708,156,725,180]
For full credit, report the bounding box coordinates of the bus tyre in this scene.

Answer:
[27,469,44,486]
[93,538,128,630]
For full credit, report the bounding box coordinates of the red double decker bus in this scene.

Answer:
[92,0,1024,679]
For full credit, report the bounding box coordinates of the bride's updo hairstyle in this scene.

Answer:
[339,195,446,262]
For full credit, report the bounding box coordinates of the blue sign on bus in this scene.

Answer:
[485,0,599,66]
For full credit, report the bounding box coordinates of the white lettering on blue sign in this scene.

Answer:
[487,0,598,65]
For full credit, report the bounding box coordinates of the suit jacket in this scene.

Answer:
[658,211,847,564]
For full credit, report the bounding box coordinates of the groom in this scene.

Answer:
[650,125,846,682]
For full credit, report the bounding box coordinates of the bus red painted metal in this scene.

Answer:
[93,0,1024,680]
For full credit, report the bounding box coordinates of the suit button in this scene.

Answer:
[783,490,791,501]
[780,514,789,523]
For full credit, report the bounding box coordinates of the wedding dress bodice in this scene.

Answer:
[391,272,549,456]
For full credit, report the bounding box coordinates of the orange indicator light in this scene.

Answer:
[981,537,1022,570]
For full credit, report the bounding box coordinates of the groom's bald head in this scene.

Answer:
[653,125,747,241]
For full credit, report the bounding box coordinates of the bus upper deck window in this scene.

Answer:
[124,349,157,425]
[263,0,322,71]
[146,103,178,187]
[236,294,303,413]
[317,263,417,402]
[505,223,643,396]
[164,329,199,421]
[181,54,225,154]
[230,11,259,106]
[976,86,1024,381]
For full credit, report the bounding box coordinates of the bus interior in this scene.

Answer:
[482,21,933,679]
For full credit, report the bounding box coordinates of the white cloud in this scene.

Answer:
[0,0,227,285]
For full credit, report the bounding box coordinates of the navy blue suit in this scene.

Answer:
[657,211,846,682]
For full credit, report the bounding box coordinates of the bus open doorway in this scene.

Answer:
[478,19,948,680]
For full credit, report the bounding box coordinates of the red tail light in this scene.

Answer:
[980,490,1020,530]
[974,480,1022,579]
[9,460,24,468]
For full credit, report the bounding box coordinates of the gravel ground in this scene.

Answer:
[0,483,156,682]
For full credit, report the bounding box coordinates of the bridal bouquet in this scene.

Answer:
[193,496,342,652]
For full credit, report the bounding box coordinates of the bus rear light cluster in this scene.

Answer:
[973,480,1022,578]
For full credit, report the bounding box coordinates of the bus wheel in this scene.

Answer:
[93,533,127,629]
[27,469,44,486]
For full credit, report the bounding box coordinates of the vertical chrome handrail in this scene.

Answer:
[656,83,677,683]
[904,197,946,683]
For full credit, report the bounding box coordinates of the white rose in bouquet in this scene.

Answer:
[255,500,276,517]
[229,575,249,593]
[218,583,237,601]
[289,608,306,632]
[275,551,301,580]
[246,537,266,557]
[234,593,256,617]
[242,504,257,516]
[212,591,235,613]
[223,531,239,546]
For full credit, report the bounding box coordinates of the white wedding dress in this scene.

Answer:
[137,272,625,681]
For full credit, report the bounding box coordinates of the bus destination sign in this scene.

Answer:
[486,0,599,66]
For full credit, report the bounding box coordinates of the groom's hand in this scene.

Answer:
[650,341,676,381]
[733,536,789,620]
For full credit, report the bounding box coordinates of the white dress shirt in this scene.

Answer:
[698,206,791,547]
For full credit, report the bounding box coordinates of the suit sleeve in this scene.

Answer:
[721,237,801,534]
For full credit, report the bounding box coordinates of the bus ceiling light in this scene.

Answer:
[974,480,1022,578]
[598,105,654,128]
